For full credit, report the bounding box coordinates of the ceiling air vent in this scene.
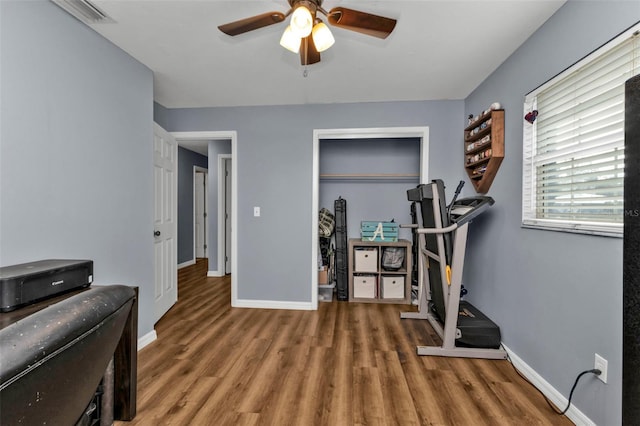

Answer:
[51,0,114,24]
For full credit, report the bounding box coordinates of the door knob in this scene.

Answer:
[154,230,161,237]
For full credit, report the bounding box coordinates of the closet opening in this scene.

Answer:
[311,127,429,308]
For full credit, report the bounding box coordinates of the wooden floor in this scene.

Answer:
[117,259,572,425]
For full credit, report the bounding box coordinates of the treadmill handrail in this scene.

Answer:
[413,223,459,235]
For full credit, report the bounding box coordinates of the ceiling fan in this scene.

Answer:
[218,0,397,66]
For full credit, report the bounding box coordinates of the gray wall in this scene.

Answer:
[463,2,638,424]
[0,1,155,338]
[177,147,208,264]
[161,101,463,301]
[207,139,232,273]
[154,101,170,129]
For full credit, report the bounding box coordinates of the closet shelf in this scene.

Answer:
[320,173,420,182]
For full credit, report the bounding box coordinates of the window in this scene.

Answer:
[522,24,640,237]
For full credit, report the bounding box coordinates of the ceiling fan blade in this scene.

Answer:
[327,7,396,39]
[218,11,286,36]
[300,36,321,66]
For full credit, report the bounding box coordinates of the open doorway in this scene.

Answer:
[172,131,238,305]
[194,167,208,260]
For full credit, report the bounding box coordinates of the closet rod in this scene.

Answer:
[320,173,420,180]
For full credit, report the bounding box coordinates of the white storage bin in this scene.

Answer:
[318,285,334,302]
[381,276,404,299]
[353,275,377,298]
[354,248,378,272]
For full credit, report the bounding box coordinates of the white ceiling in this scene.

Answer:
[84,0,566,111]
[71,0,566,156]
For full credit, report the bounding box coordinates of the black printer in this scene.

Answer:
[0,259,93,312]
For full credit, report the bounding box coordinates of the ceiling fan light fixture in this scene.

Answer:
[311,20,334,52]
[290,5,313,37]
[280,25,301,53]
[218,1,398,66]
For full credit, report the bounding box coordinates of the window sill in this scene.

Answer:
[521,221,622,238]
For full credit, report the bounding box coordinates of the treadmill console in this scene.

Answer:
[450,196,494,225]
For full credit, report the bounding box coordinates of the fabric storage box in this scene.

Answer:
[353,275,377,298]
[381,276,404,299]
[381,246,405,271]
[361,221,399,242]
[354,248,378,272]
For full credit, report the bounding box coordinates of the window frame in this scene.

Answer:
[522,23,640,238]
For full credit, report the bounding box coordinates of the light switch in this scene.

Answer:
[254,206,260,217]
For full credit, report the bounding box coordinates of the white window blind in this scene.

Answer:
[522,25,640,236]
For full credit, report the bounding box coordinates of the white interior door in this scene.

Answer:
[195,170,207,258]
[153,123,178,323]
[224,158,232,274]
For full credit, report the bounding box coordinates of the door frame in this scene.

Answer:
[311,127,429,309]
[193,166,208,260]
[218,154,232,275]
[172,131,238,306]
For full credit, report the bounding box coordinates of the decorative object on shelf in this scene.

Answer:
[524,109,539,124]
[361,220,399,242]
[218,0,397,66]
[464,107,505,193]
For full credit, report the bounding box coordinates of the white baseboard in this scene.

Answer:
[178,260,196,269]
[233,299,314,310]
[503,344,594,426]
[138,330,157,350]
[207,270,224,277]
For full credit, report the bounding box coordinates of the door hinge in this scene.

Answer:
[204,244,207,249]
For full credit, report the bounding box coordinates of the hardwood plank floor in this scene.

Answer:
[117,260,572,425]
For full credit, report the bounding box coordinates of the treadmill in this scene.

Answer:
[401,179,506,359]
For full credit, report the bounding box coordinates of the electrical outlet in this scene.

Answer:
[594,353,608,383]
[253,206,260,217]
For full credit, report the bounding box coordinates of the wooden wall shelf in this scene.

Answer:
[464,109,504,193]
